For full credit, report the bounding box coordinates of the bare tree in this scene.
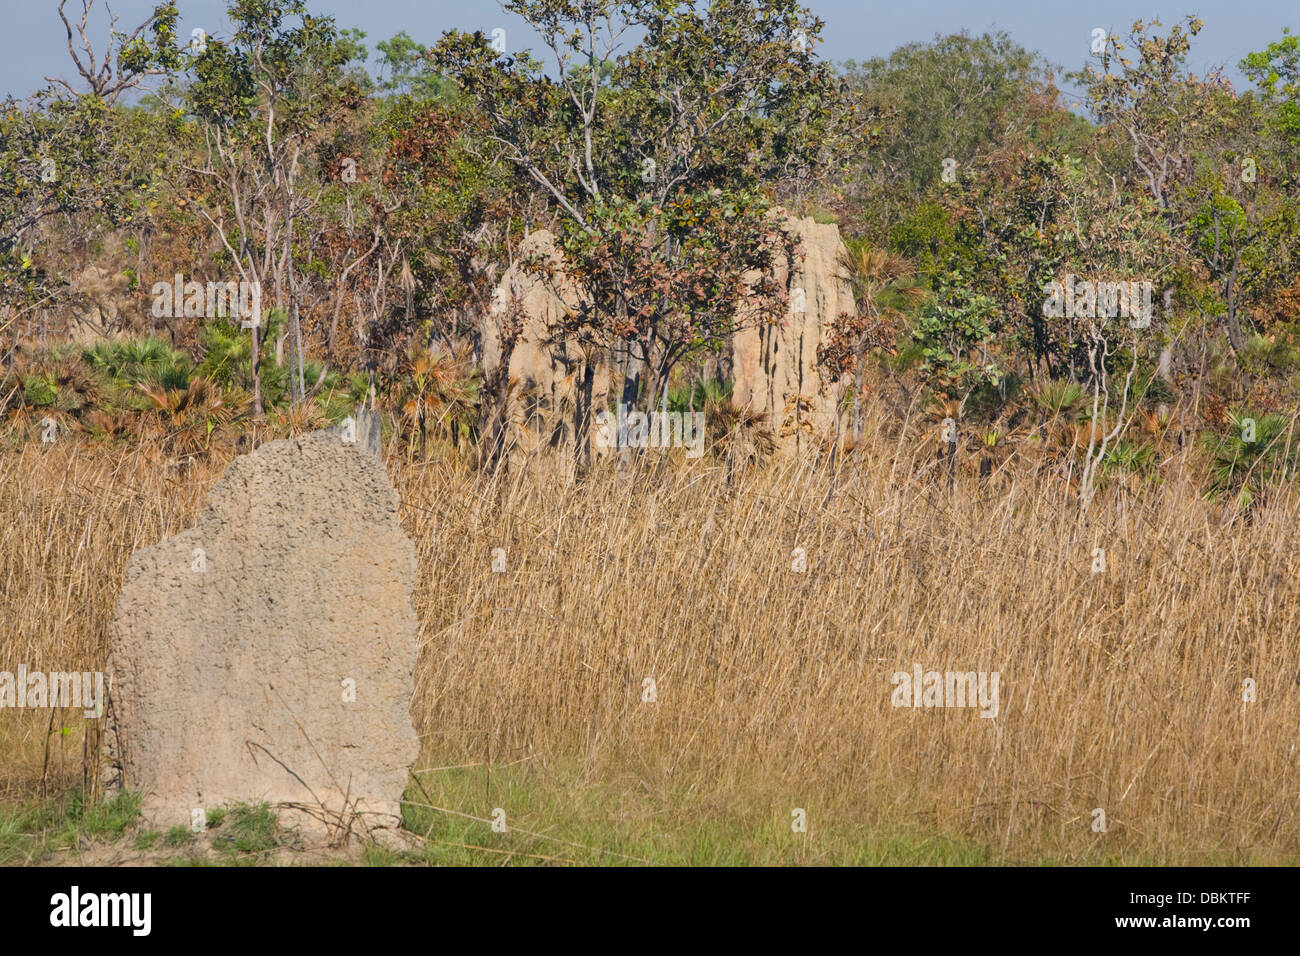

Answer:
[46,1,183,105]
[1079,323,1140,513]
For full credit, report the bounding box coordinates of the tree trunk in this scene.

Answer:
[1224,257,1246,355]
[575,356,596,472]
[251,323,264,418]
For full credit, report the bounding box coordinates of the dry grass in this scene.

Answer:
[3,412,1299,863]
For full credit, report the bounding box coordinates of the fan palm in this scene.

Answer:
[135,376,239,456]
[387,345,480,460]
[1202,411,1297,508]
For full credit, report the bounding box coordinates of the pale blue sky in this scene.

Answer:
[3,1,1294,101]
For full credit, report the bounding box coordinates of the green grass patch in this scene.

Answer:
[163,824,195,847]
[398,758,1001,866]
[0,788,141,864]
[2,771,1294,866]
[211,802,296,859]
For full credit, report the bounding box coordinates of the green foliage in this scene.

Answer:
[1238,334,1300,378]
[555,189,794,404]
[375,31,455,99]
[163,825,195,847]
[1104,439,1156,475]
[197,310,301,410]
[910,273,1000,398]
[1030,380,1087,420]
[5,346,102,415]
[0,93,125,310]
[67,789,142,840]
[843,31,1048,196]
[21,375,58,408]
[372,94,516,343]
[386,345,481,458]
[667,378,732,414]
[1242,27,1300,144]
[0,790,142,863]
[7,3,1300,509]
[1202,410,1298,507]
[888,202,953,275]
[432,0,844,407]
[83,337,192,390]
[195,309,347,416]
[964,371,1024,422]
[1190,191,1249,257]
[196,318,256,391]
[838,30,1082,241]
[114,3,187,83]
[211,803,287,856]
[186,1,363,130]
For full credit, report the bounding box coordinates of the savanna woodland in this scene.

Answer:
[3,0,1300,866]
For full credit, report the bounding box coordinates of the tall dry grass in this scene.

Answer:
[2,411,1298,862]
